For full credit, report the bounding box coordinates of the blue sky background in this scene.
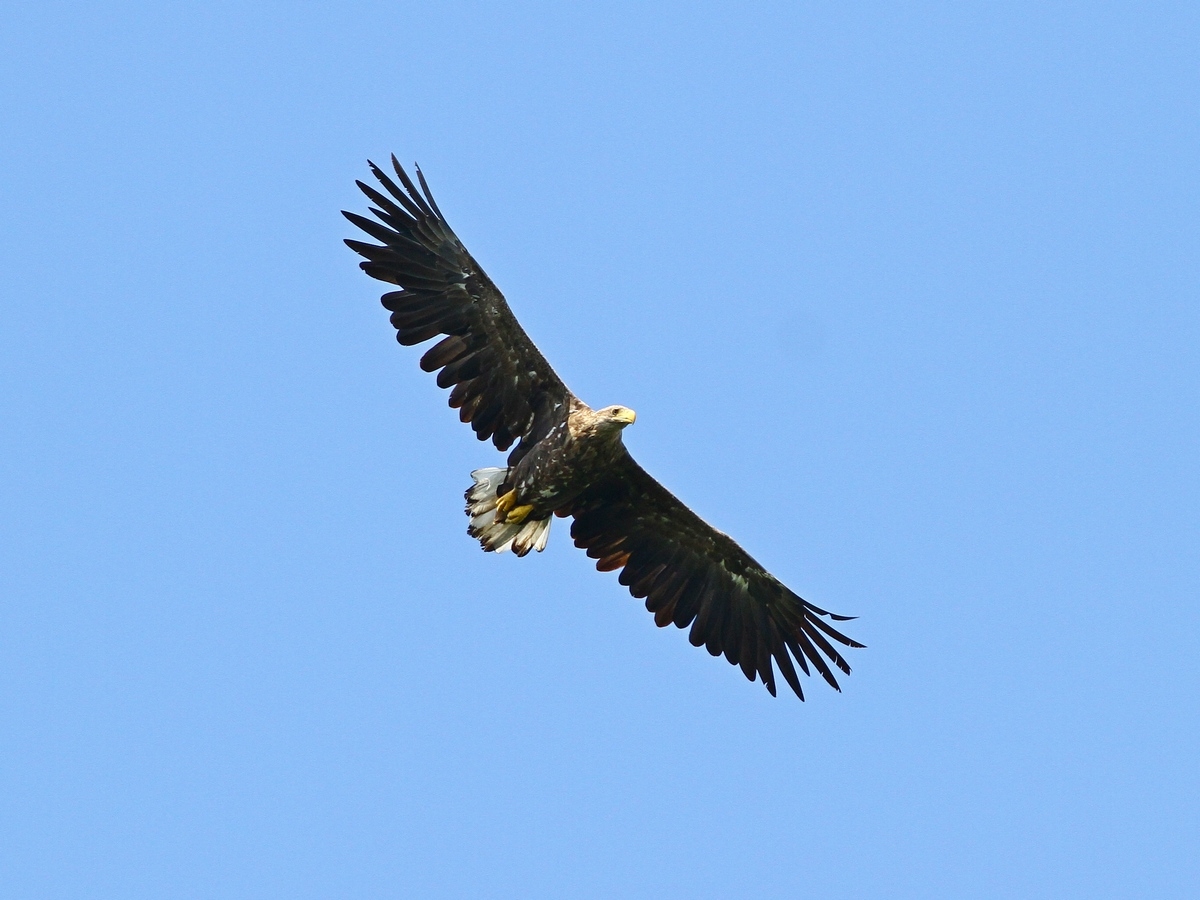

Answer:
[2,2,1197,897]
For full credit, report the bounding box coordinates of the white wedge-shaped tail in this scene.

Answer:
[465,467,552,556]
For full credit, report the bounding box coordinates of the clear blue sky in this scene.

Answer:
[2,2,1197,897]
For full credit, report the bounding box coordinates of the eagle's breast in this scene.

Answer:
[511,417,623,515]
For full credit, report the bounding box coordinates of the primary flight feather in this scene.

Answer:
[344,157,864,699]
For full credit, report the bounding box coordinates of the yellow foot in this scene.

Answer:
[495,490,517,516]
[505,504,535,524]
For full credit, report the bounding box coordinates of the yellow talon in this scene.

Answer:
[505,504,535,524]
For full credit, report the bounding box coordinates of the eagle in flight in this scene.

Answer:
[344,158,864,699]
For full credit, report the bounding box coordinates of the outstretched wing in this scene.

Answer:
[566,451,865,699]
[344,157,572,457]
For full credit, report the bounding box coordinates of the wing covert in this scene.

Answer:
[344,157,572,455]
[566,451,865,699]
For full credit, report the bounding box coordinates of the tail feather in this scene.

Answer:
[465,467,551,556]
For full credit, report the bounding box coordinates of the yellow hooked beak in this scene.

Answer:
[612,407,637,425]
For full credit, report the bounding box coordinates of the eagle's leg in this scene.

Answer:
[495,490,517,517]
[494,489,535,524]
[504,503,535,524]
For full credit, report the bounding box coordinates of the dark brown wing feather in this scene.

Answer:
[344,157,572,456]
[567,450,865,699]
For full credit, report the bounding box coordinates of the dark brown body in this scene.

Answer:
[502,399,630,521]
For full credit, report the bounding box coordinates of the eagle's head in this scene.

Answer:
[598,405,637,430]
[571,404,636,440]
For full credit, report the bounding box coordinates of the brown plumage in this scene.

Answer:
[344,157,864,699]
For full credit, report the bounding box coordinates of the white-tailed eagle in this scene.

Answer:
[344,158,864,699]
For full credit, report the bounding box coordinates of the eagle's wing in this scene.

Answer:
[566,450,865,699]
[344,158,571,456]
